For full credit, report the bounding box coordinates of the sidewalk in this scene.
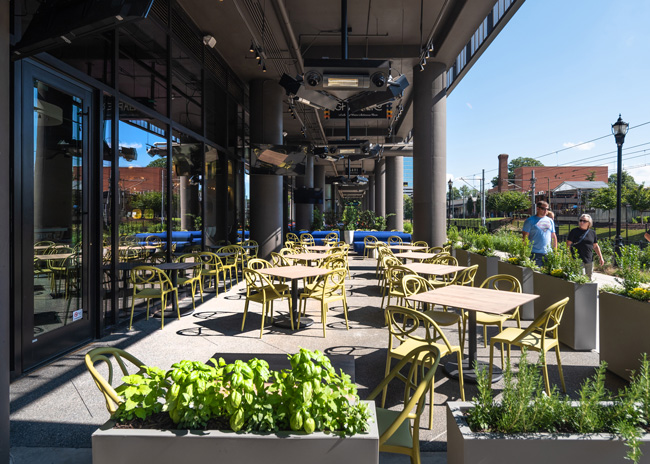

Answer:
[9,256,620,464]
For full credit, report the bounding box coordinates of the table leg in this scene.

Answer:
[443,309,503,384]
[273,278,313,329]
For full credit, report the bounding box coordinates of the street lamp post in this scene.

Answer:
[612,114,629,260]
[448,179,453,223]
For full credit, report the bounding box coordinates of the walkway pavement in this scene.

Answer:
[9,256,625,464]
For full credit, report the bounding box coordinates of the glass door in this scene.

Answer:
[22,64,93,369]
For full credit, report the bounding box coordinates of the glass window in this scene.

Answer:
[170,129,203,236]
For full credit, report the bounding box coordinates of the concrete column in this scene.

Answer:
[386,156,404,232]
[1,3,9,461]
[413,62,447,246]
[314,165,325,212]
[368,175,375,212]
[249,79,283,258]
[295,155,314,230]
[375,158,386,217]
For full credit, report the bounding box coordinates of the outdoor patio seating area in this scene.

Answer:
[10,249,627,463]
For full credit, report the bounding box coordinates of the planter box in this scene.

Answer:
[454,249,470,266]
[600,291,650,381]
[447,401,650,464]
[497,261,535,320]
[92,401,379,464]
[343,230,355,245]
[468,252,499,288]
[533,272,597,351]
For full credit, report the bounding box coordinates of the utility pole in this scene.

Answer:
[481,169,486,227]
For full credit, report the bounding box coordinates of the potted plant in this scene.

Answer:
[600,244,650,381]
[447,351,650,464]
[342,204,359,244]
[467,232,499,286]
[533,244,597,350]
[92,348,378,464]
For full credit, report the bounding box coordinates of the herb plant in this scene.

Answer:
[112,348,372,435]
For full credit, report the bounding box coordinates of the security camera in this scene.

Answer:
[304,71,322,87]
[371,72,386,88]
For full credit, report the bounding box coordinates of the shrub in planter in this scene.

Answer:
[111,348,372,435]
[451,350,650,464]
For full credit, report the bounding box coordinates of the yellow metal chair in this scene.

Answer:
[363,235,379,258]
[324,232,339,245]
[388,235,403,246]
[475,275,522,347]
[242,268,292,338]
[285,232,300,243]
[84,347,146,415]
[217,245,241,288]
[367,345,441,464]
[129,265,179,330]
[412,240,428,249]
[300,233,316,246]
[197,251,223,295]
[247,257,272,269]
[383,305,465,429]
[241,239,259,267]
[270,252,292,267]
[298,268,349,338]
[489,297,569,394]
[175,254,204,310]
[402,274,465,349]
[427,246,445,254]
[381,265,416,309]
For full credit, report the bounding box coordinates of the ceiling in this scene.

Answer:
[177,0,512,195]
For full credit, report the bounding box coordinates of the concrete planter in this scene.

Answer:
[454,248,470,266]
[467,252,499,287]
[447,401,650,464]
[532,272,598,350]
[600,291,650,381]
[92,401,379,464]
[497,260,536,320]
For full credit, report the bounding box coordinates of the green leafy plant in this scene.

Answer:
[467,351,650,463]
[541,243,590,284]
[615,244,648,298]
[311,207,324,231]
[342,204,359,231]
[112,349,372,435]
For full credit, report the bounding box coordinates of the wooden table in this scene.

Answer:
[258,265,330,329]
[403,263,467,276]
[396,251,438,261]
[153,262,198,317]
[406,285,539,382]
[287,252,327,265]
[34,253,74,261]
[390,245,428,252]
[304,245,332,253]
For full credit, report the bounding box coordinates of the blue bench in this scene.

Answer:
[300,230,340,245]
[351,231,412,255]
[134,231,201,253]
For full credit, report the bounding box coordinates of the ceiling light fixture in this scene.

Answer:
[249,41,255,53]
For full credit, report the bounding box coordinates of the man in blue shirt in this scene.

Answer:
[522,200,557,267]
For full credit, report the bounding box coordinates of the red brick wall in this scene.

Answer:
[514,166,608,193]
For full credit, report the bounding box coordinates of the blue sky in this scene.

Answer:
[447,0,650,190]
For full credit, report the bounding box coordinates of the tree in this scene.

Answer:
[608,171,638,191]
[466,196,475,216]
[491,157,544,188]
[589,184,617,211]
[147,158,167,168]
[459,185,473,198]
[403,194,413,221]
[487,191,531,215]
[625,184,650,214]
[585,170,597,181]
[447,186,461,200]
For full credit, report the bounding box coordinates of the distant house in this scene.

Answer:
[552,181,609,214]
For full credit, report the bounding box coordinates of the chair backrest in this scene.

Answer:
[278,247,297,256]
[247,258,272,269]
[364,235,378,245]
[243,268,282,297]
[85,347,146,415]
[513,297,569,345]
[385,265,417,291]
[176,253,201,275]
[300,233,315,245]
[146,236,163,247]
[428,246,445,254]
[219,245,242,264]
[324,232,338,243]
[412,241,428,248]
[401,274,433,299]
[131,265,173,290]
[453,264,478,286]
[149,251,167,264]
[480,274,521,293]
[366,345,440,449]
[286,232,300,242]
[384,305,456,354]
[430,253,455,265]
[197,251,223,272]
[270,252,292,267]
[388,235,403,245]
[319,256,347,270]
[241,240,259,259]
[315,268,347,295]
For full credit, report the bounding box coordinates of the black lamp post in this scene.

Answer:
[448,179,453,222]
[612,114,629,259]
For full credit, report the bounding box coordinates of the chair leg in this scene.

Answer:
[241,299,250,331]
[381,354,392,408]
[541,352,551,395]
[489,342,495,383]
[483,324,487,348]
[129,293,137,330]
[456,350,466,401]
[555,345,566,393]
[174,289,180,321]
[321,301,327,338]
[259,302,267,339]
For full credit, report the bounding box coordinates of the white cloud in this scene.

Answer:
[119,142,143,149]
[466,102,473,109]
[626,165,650,185]
[562,141,595,151]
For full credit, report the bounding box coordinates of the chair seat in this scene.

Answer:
[475,311,508,325]
[423,310,461,326]
[177,276,199,286]
[249,285,289,303]
[392,338,454,360]
[490,327,557,351]
[376,407,413,449]
[134,288,168,299]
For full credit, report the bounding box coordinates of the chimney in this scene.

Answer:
[498,154,509,192]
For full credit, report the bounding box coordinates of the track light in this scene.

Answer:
[262,63,267,72]
[420,57,426,67]
[249,41,255,53]
[419,64,425,72]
